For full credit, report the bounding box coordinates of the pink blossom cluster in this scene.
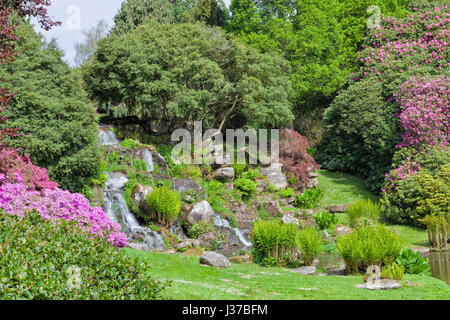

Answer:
[395,75,449,149]
[382,159,421,193]
[0,149,127,248]
[352,5,449,82]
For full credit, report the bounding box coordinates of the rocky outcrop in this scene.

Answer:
[307,166,319,189]
[131,184,153,214]
[200,251,231,268]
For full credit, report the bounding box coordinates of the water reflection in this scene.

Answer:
[422,251,450,285]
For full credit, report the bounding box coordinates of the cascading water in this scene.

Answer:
[99,128,166,250]
[142,149,154,172]
[98,129,119,146]
[213,214,252,248]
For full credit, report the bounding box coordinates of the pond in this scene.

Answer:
[422,251,450,285]
[316,251,450,285]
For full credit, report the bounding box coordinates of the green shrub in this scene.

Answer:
[395,249,431,275]
[0,210,166,300]
[171,164,202,180]
[314,211,338,230]
[188,221,215,239]
[251,220,299,266]
[297,227,323,266]
[120,138,138,149]
[231,163,247,178]
[234,178,257,198]
[381,262,405,281]
[381,167,449,227]
[336,225,402,273]
[133,158,148,172]
[242,167,261,181]
[295,188,324,209]
[278,187,295,199]
[146,187,181,227]
[347,199,381,228]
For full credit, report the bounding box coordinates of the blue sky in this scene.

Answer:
[32,0,231,66]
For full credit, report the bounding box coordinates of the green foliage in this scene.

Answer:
[395,249,431,275]
[347,199,381,228]
[231,163,247,178]
[234,178,257,197]
[381,166,449,227]
[297,227,323,266]
[188,221,215,239]
[146,187,181,227]
[336,225,403,273]
[120,138,138,149]
[278,187,295,199]
[318,79,401,193]
[381,262,405,281]
[241,167,261,181]
[251,220,299,266]
[314,212,338,230]
[83,23,293,133]
[229,214,238,229]
[0,210,166,300]
[0,22,100,192]
[421,215,449,249]
[170,164,202,180]
[295,188,324,209]
[133,158,148,172]
[194,0,229,27]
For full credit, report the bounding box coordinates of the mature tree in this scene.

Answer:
[74,20,109,67]
[1,0,59,149]
[83,23,294,133]
[194,0,228,27]
[0,22,100,192]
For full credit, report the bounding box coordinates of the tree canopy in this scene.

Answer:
[83,22,294,132]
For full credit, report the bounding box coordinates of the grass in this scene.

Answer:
[125,249,450,300]
[317,170,379,208]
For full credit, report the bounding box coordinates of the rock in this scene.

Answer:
[263,201,282,216]
[308,171,319,178]
[186,201,215,225]
[197,232,218,247]
[130,227,167,251]
[172,178,204,195]
[214,167,235,182]
[291,266,316,275]
[131,184,153,212]
[327,204,349,213]
[175,239,200,249]
[200,251,231,268]
[126,243,151,251]
[306,178,319,188]
[355,280,402,290]
[183,195,194,203]
[229,255,251,264]
[282,214,299,225]
[334,224,353,237]
[260,163,287,190]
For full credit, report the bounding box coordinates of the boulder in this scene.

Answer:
[200,251,231,268]
[186,201,215,225]
[291,266,316,275]
[213,167,235,182]
[197,232,218,247]
[356,280,402,290]
[172,178,204,195]
[131,184,153,212]
[260,163,287,190]
[327,204,349,213]
[306,178,319,188]
[334,224,353,237]
[229,255,251,264]
[282,213,299,226]
[175,239,200,250]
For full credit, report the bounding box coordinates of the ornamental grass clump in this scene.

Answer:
[347,199,381,228]
[297,227,323,266]
[0,210,166,300]
[336,225,402,273]
[251,220,299,266]
[146,187,181,227]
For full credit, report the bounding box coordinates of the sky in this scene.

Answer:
[32,0,231,67]
[32,0,126,66]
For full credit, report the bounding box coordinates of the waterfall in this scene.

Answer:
[98,129,119,146]
[213,214,252,248]
[142,149,154,172]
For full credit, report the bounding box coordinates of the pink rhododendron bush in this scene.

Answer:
[0,148,127,247]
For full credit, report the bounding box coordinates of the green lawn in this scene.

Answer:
[317,170,379,207]
[125,249,450,300]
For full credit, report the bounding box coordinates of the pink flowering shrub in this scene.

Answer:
[0,148,127,248]
[395,75,449,150]
[382,158,421,193]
